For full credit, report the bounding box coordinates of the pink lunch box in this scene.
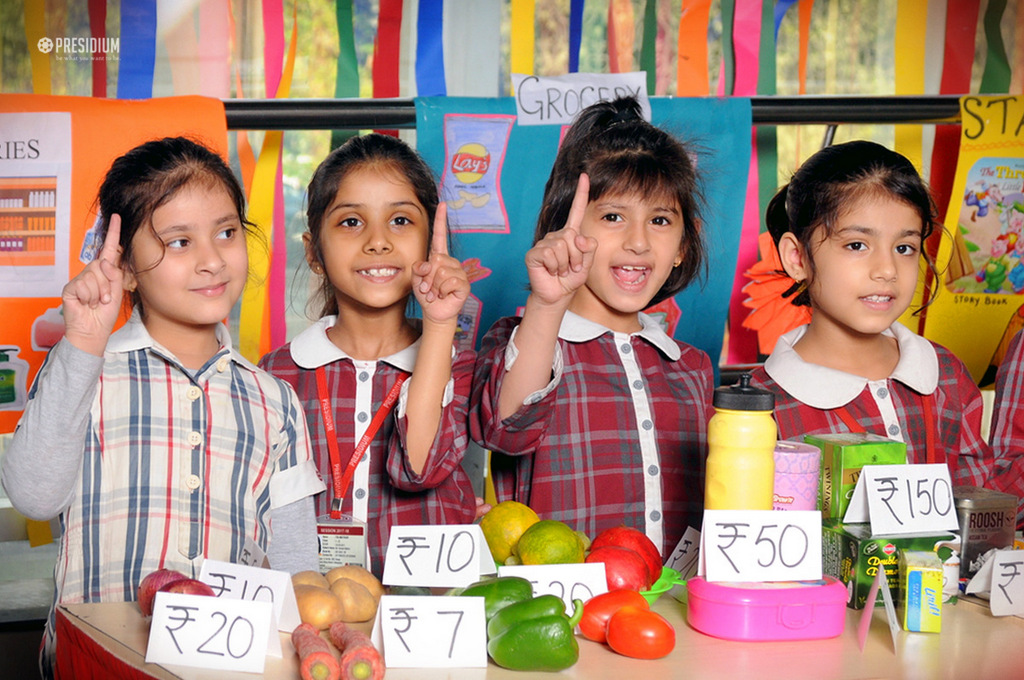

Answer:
[686,576,847,641]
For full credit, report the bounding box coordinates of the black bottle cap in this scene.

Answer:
[713,373,775,411]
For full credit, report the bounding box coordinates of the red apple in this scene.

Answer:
[591,526,663,584]
[137,569,188,616]
[585,545,653,591]
[160,578,216,598]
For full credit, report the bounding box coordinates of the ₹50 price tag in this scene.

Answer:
[145,592,273,673]
[700,510,822,583]
[370,595,487,668]
[381,524,495,588]
[843,463,960,536]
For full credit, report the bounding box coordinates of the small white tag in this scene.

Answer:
[145,592,273,673]
[382,524,495,588]
[700,510,822,582]
[370,595,487,668]
[498,563,608,612]
[665,526,701,579]
[844,464,959,536]
[199,559,299,639]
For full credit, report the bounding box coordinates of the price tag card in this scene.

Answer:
[988,550,1024,617]
[199,559,300,635]
[498,563,607,612]
[370,595,487,668]
[843,464,960,536]
[665,526,701,579]
[382,524,495,588]
[146,592,273,673]
[701,510,822,583]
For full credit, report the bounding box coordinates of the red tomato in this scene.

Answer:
[605,605,675,659]
[579,590,650,643]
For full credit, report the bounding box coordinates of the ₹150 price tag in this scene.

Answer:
[381,524,496,588]
[498,563,608,612]
[145,592,273,673]
[843,463,960,536]
[370,595,487,668]
[700,510,822,582]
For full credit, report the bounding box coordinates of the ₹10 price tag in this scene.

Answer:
[700,510,822,583]
[145,592,273,673]
[371,595,487,668]
[843,463,960,536]
[381,524,496,588]
[199,559,301,635]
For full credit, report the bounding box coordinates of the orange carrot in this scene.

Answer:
[328,621,385,680]
[292,622,341,680]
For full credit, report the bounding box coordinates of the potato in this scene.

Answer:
[294,584,345,629]
[330,578,379,623]
[326,564,385,601]
[291,570,331,590]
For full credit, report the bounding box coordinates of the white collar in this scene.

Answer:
[289,315,420,371]
[557,310,682,361]
[763,322,938,408]
[106,309,254,371]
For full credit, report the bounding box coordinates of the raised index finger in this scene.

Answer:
[430,202,449,256]
[565,173,590,232]
[99,213,122,266]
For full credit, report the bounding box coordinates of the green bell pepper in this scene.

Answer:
[486,595,584,672]
[458,576,534,620]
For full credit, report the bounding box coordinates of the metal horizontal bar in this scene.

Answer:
[222,95,965,130]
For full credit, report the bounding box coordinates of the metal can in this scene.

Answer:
[953,485,1018,580]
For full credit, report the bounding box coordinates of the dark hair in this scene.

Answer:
[305,133,439,318]
[535,96,706,306]
[97,136,255,313]
[765,140,938,308]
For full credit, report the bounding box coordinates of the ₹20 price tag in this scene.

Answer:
[370,595,487,668]
[700,510,822,583]
[498,563,608,612]
[145,592,273,673]
[381,524,496,588]
[843,463,960,536]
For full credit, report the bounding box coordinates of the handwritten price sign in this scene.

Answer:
[990,550,1024,617]
[701,510,822,582]
[666,526,701,579]
[498,563,607,612]
[199,559,301,636]
[145,592,272,673]
[370,595,487,668]
[843,464,959,536]
[382,525,495,588]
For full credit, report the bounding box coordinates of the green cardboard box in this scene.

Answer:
[804,432,907,520]
[821,522,955,610]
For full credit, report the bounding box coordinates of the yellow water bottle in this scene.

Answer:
[705,373,777,510]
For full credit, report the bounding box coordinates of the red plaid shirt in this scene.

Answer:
[750,323,993,491]
[470,312,713,557]
[260,317,477,576]
[988,330,1024,526]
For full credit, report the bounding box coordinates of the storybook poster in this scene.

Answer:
[925,95,1024,385]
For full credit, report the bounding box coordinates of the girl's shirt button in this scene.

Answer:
[648,464,659,476]
[185,474,201,491]
[642,419,653,431]
[185,385,202,401]
[876,387,888,398]
[357,412,369,423]
[649,510,661,522]
[632,380,644,390]
[187,431,203,447]
[358,371,370,382]
[216,357,229,372]
[620,343,632,354]
[888,424,900,436]
[355,488,366,500]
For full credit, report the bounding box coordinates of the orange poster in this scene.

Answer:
[0,95,227,433]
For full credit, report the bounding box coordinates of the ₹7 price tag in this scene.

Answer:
[381,524,495,588]
[701,510,822,583]
[989,550,1024,617]
[145,592,273,673]
[371,595,487,668]
[843,464,960,536]
[498,563,608,612]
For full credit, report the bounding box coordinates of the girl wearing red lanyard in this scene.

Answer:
[260,134,478,577]
[748,140,995,489]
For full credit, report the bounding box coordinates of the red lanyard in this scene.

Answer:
[315,366,409,519]
[834,392,938,464]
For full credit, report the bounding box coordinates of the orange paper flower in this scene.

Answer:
[741,231,812,355]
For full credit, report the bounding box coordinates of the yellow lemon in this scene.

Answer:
[479,501,541,564]
[514,519,586,565]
